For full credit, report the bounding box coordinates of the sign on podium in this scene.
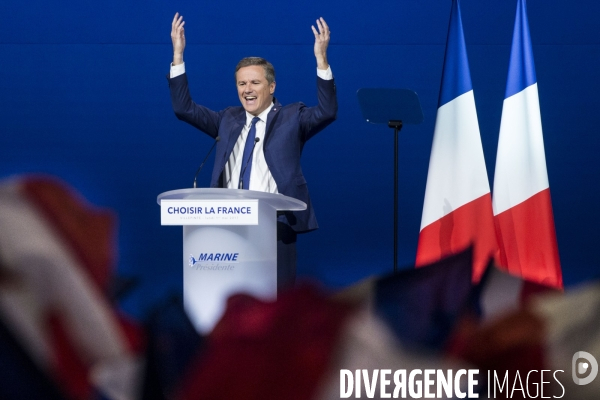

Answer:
[157,188,306,333]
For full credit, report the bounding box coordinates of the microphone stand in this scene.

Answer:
[193,136,220,188]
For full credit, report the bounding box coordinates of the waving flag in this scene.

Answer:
[0,176,144,400]
[416,0,497,282]
[492,0,563,288]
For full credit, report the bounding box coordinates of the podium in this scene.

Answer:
[157,188,306,333]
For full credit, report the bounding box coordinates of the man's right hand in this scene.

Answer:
[171,13,186,65]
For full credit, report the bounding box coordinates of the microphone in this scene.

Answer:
[193,136,220,188]
[238,137,260,189]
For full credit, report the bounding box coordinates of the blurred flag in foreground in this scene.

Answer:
[0,175,143,400]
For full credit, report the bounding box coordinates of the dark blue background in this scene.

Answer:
[1,0,598,318]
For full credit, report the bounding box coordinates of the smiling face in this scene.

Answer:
[236,65,276,116]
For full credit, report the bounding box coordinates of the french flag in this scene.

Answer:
[416,0,498,282]
[492,0,563,288]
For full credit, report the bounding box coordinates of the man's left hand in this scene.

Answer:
[311,17,330,70]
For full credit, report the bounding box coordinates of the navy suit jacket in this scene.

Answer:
[168,72,337,233]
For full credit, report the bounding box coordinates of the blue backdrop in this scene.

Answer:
[1,0,599,318]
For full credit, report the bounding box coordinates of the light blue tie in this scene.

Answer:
[240,117,260,189]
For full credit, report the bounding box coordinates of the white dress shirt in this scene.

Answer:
[223,106,278,191]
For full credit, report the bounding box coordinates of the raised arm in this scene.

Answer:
[299,18,337,140]
[168,13,221,138]
[171,12,186,66]
[311,17,330,71]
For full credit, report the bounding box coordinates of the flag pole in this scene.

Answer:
[389,120,403,274]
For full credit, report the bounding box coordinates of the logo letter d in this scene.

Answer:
[572,351,598,385]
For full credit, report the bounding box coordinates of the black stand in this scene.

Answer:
[388,120,403,274]
[357,89,423,273]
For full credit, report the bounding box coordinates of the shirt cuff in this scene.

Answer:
[170,62,186,78]
[317,65,333,81]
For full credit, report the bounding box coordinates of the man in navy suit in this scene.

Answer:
[168,14,337,290]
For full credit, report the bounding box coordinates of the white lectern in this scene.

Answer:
[157,188,306,333]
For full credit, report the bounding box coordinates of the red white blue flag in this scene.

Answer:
[492,0,563,288]
[416,0,498,282]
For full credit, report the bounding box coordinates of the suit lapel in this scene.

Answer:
[223,100,280,162]
[264,99,282,145]
[224,109,246,159]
